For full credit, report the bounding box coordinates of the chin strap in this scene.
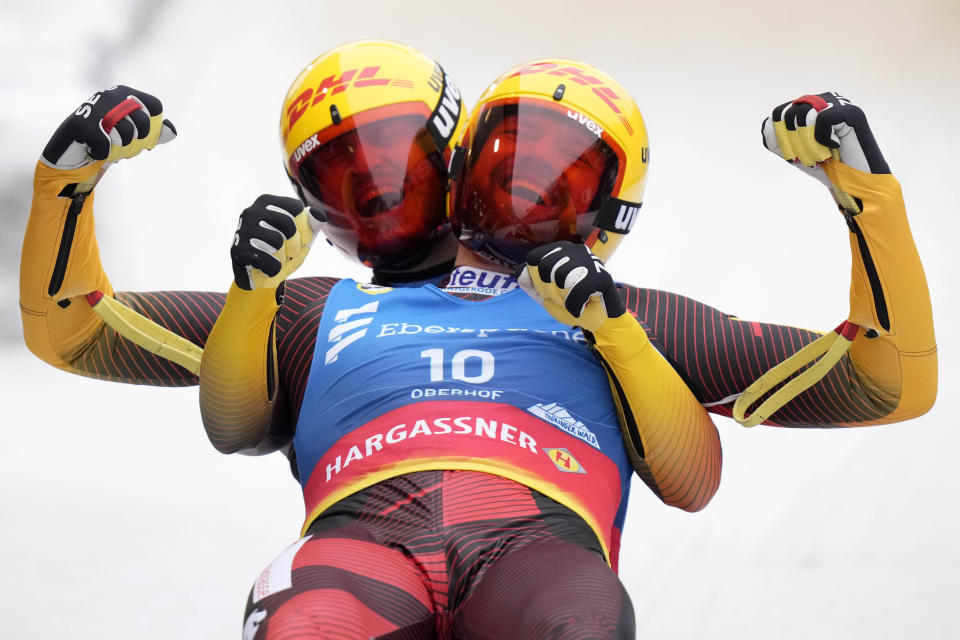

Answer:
[85,290,203,375]
[733,320,859,427]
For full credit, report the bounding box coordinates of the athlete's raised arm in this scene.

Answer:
[623,92,936,428]
[199,194,332,455]
[19,86,224,386]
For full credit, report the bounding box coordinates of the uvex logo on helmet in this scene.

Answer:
[594,197,643,234]
[292,133,321,166]
[425,64,461,151]
[567,109,603,138]
[508,61,635,135]
[613,203,640,232]
[284,66,415,132]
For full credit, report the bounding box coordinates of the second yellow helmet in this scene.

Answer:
[448,58,649,268]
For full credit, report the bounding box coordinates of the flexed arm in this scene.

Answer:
[519,243,722,512]
[751,92,936,424]
[617,93,936,428]
[19,86,223,385]
[199,195,327,454]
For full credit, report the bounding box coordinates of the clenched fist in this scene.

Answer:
[42,85,176,171]
[231,195,326,290]
[518,241,625,333]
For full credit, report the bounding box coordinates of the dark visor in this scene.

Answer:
[295,109,448,268]
[450,100,621,268]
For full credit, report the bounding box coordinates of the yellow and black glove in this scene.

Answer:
[517,241,625,332]
[230,194,325,290]
[41,85,176,193]
[761,91,889,213]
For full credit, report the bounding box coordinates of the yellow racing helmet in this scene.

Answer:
[448,58,649,269]
[281,40,466,272]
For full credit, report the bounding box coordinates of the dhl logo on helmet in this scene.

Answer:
[507,61,634,134]
[284,66,415,132]
[284,63,461,168]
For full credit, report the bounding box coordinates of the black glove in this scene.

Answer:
[231,195,326,290]
[41,85,176,171]
[517,241,625,331]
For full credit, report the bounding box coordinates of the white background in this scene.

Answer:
[1,0,957,638]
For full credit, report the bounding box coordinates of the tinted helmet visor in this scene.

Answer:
[450,100,621,268]
[294,106,448,269]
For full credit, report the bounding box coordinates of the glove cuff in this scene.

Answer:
[33,159,103,193]
[223,281,282,316]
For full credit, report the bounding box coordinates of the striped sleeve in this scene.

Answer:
[622,166,936,428]
[623,287,893,427]
[274,277,339,427]
[58,290,225,387]
[20,160,226,386]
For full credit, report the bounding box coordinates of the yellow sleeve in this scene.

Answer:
[199,283,281,454]
[591,313,722,511]
[824,161,937,423]
[20,161,113,369]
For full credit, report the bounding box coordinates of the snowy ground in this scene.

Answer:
[2,0,957,638]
